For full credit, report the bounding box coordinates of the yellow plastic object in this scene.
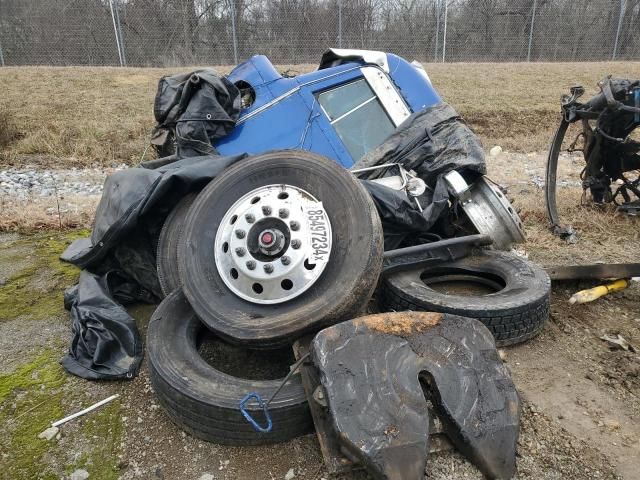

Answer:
[569,279,630,305]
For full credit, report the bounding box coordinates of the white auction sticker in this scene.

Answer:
[305,203,331,263]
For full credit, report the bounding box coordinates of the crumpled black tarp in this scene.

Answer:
[62,271,154,380]
[61,154,246,379]
[60,67,243,380]
[354,102,486,249]
[151,69,240,158]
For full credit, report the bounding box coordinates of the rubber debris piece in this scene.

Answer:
[311,312,520,480]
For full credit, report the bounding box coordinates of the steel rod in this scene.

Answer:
[442,0,448,63]
[52,394,120,428]
[229,0,239,65]
[612,0,626,60]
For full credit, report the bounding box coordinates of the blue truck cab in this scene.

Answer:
[214,49,441,168]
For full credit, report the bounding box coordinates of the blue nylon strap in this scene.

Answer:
[239,392,273,433]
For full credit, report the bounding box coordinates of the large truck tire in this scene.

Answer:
[157,193,196,296]
[147,290,313,445]
[178,150,383,347]
[381,250,551,347]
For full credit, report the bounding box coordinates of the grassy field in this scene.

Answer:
[2,62,640,167]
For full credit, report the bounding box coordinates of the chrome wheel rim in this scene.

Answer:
[214,184,332,304]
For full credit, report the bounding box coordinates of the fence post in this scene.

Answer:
[434,0,440,62]
[0,38,5,67]
[109,0,124,66]
[612,0,626,60]
[442,0,448,62]
[338,0,342,48]
[114,0,127,66]
[527,0,537,62]
[229,0,239,64]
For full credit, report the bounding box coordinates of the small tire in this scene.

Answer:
[147,290,313,445]
[178,150,383,347]
[157,193,196,296]
[381,250,550,346]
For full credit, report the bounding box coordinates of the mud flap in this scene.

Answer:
[310,312,520,480]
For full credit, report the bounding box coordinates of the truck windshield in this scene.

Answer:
[318,78,395,160]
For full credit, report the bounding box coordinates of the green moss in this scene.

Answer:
[0,350,66,403]
[0,351,66,479]
[0,229,89,321]
[66,400,124,480]
[1,349,123,479]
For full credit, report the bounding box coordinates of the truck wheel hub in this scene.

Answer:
[214,184,333,304]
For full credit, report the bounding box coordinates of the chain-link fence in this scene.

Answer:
[0,0,638,67]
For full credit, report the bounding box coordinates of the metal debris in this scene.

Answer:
[600,333,636,352]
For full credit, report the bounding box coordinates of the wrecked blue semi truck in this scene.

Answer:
[215,49,440,166]
[152,49,441,166]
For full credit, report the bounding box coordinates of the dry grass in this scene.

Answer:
[486,150,639,267]
[429,61,640,152]
[0,195,99,233]
[0,107,22,149]
[2,61,640,168]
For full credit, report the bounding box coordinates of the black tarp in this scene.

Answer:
[60,70,243,380]
[61,154,246,379]
[151,70,240,158]
[354,102,486,249]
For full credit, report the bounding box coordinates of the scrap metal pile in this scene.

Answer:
[61,50,553,479]
[546,76,640,235]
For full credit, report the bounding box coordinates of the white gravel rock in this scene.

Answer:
[489,145,503,157]
[284,468,295,480]
[37,426,59,441]
[70,469,90,480]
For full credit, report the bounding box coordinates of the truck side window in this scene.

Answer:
[318,78,395,161]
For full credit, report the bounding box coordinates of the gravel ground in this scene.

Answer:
[1,151,638,479]
[0,166,118,230]
[0,166,130,198]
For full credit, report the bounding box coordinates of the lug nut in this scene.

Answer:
[235,229,246,239]
[290,221,300,231]
[291,239,302,249]
[246,260,256,270]
[263,263,274,274]
[278,208,289,219]
[245,213,255,223]
[235,247,246,257]
[281,256,291,265]
[262,206,272,216]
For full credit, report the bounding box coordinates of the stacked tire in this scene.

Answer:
[148,149,551,446]
[148,150,384,444]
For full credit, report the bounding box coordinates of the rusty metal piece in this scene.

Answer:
[546,263,640,280]
[311,312,520,480]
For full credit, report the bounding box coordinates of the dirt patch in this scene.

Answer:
[0,194,100,232]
